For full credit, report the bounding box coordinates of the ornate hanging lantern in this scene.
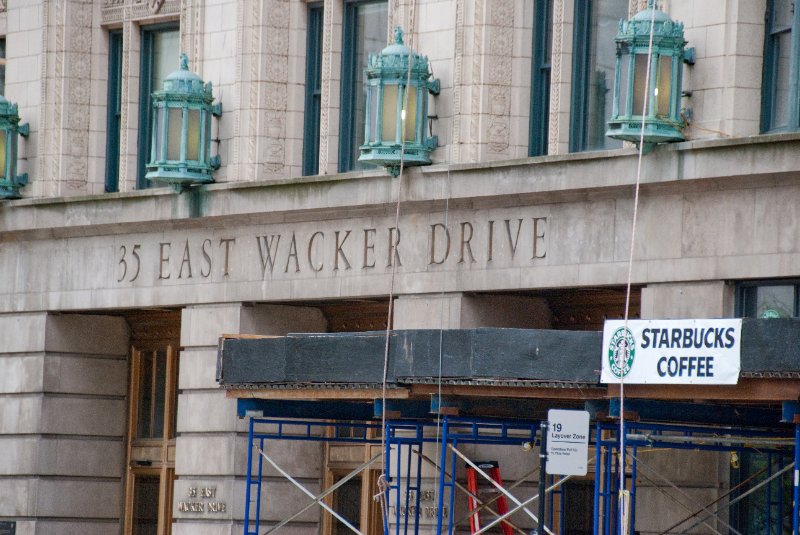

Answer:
[606,0,690,150]
[0,95,28,199]
[146,53,221,190]
[359,27,440,177]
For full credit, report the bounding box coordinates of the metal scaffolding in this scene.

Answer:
[242,413,800,535]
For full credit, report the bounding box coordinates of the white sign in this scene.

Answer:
[546,409,590,476]
[601,318,742,385]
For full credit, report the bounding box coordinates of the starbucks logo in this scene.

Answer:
[608,327,635,378]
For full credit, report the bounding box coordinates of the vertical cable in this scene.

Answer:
[619,3,657,535]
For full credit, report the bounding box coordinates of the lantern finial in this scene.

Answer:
[179,52,189,71]
[393,26,404,45]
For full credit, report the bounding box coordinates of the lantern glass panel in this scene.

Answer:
[153,107,165,162]
[403,86,418,142]
[632,53,648,116]
[655,55,672,118]
[618,51,631,116]
[381,84,399,142]
[0,129,7,180]
[367,83,379,143]
[187,108,201,161]
[167,107,181,161]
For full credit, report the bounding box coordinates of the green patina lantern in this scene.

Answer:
[146,53,221,190]
[606,0,691,151]
[359,27,440,177]
[0,95,29,199]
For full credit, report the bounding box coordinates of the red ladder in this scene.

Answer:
[466,461,514,535]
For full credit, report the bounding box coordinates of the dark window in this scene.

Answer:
[762,0,799,132]
[0,38,6,96]
[106,31,123,192]
[731,451,793,534]
[137,25,179,189]
[338,0,388,173]
[332,475,362,535]
[529,0,553,156]
[303,4,324,176]
[737,280,800,318]
[570,0,627,152]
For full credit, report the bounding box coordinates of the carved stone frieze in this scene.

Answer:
[451,0,465,163]
[262,0,290,174]
[484,0,513,155]
[103,0,180,24]
[548,0,565,153]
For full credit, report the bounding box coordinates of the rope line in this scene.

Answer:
[619,3,658,535]
[379,1,420,529]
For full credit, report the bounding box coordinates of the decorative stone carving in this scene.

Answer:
[262,0,290,174]
[451,0,465,163]
[318,0,335,173]
[484,0,513,156]
[148,0,165,13]
[0,1,7,12]
[548,0,565,153]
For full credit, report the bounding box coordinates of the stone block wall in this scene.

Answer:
[0,312,129,535]
[174,303,327,534]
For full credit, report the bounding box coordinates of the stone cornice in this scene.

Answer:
[2,132,800,240]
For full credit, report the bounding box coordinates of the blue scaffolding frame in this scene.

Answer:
[594,420,800,535]
[242,413,800,535]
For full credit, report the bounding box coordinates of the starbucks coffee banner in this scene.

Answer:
[601,319,742,385]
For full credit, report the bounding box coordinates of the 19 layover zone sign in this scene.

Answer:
[546,409,590,476]
[601,319,742,385]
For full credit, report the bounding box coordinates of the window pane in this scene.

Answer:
[132,475,160,535]
[754,285,794,317]
[0,38,6,96]
[403,86,418,142]
[632,54,648,116]
[137,351,153,439]
[332,476,362,535]
[187,109,201,161]
[153,107,165,162]
[0,130,7,180]
[368,84,380,142]
[575,0,627,151]
[303,5,324,175]
[771,31,792,129]
[655,55,672,117]
[152,31,179,92]
[529,0,553,156]
[167,108,182,161]
[381,84,398,141]
[617,50,630,115]
[153,349,167,438]
[341,0,388,172]
[106,32,123,192]
[138,27,179,188]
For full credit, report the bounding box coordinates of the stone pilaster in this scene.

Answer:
[393,293,553,329]
[640,281,734,319]
[0,312,130,535]
[174,303,327,535]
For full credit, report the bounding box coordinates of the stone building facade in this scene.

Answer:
[0,0,798,534]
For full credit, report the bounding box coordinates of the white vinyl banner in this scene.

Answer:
[601,319,742,385]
